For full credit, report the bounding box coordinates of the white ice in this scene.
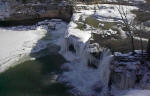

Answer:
[0,19,68,73]
[0,26,47,72]
[112,89,150,96]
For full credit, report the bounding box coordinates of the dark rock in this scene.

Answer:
[0,1,73,26]
[147,38,150,56]
[69,44,76,53]
[91,52,101,59]
[88,60,98,69]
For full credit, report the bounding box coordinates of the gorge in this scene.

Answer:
[0,0,150,96]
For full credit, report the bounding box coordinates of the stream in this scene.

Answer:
[0,53,72,96]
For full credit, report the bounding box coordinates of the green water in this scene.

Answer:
[0,54,72,96]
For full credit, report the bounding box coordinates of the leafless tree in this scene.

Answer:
[116,1,136,54]
[116,0,147,56]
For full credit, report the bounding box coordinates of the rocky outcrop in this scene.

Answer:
[112,51,150,90]
[0,0,73,26]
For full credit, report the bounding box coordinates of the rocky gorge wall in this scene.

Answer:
[0,0,73,26]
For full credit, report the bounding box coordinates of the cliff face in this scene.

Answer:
[0,0,72,26]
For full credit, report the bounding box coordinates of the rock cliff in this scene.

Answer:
[0,0,73,26]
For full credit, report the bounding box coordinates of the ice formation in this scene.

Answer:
[59,47,113,96]
[0,19,68,72]
[0,1,11,19]
[59,11,114,96]
[112,51,150,90]
[0,26,47,72]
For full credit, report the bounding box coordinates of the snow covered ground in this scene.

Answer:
[76,4,138,22]
[73,4,139,40]
[106,0,146,4]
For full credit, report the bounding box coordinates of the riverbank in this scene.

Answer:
[0,54,72,96]
[0,19,68,73]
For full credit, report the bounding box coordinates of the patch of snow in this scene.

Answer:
[77,4,138,22]
[67,22,91,43]
[112,89,150,96]
[105,0,146,4]
[134,36,149,42]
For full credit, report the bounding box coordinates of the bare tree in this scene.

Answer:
[116,1,136,54]
[116,0,147,57]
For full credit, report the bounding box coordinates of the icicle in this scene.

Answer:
[140,72,150,89]
[98,49,113,96]
[60,38,69,53]
[113,71,136,89]
[119,72,136,89]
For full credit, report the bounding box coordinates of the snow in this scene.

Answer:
[134,36,149,42]
[0,0,149,96]
[127,0,146,4]
[66,22,91,43]
[60,3,138,58]
[0,19,68,73]
[106,0,146,4]
[76,4,138,22]
[112,89,150,96]
[74,4,139,39]
[0,26,47,72]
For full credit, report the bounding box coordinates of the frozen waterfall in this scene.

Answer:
[0,1,11,19]
[59,33,114,96]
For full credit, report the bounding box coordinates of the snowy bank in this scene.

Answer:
[0,26,47,72]
[0,19,68,73]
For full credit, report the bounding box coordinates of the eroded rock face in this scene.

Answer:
[0,0,72,26]
[111,51,150,90]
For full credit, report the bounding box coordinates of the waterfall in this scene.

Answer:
[59,16,114,96]
[112,72,136,89]
[59,37,114,96]
[0,1,11,19]
[98,49,114,96]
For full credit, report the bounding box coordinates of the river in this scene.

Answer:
[0,52,72,96]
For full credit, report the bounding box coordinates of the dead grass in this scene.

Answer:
[146,0,150,4]
[85,16,119,30]
[85,16,100,28]
[76,22,86,30]
[133,30,150,39]
[132,10,150,22]
[103,39,147,53]
[91,33,148,53]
